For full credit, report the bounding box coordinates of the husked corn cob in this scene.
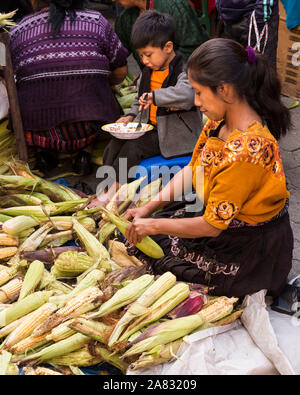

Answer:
[0,234,18,246]
[15,333,90,364]
[129,339,183,371]
[18,260,44,300]
[0,290,53,328]
[108,239,143,267]
[0,312,33,340]
[118,282,190,344]
[0,266,18,286]
[108,272,177,347]
[46,319,76,342]
[69,318,112,344]
[51,251,94,278]
[48,344,103,367]
[198,296,238,323]
[123,314,204,358]
[88,274,154,319]
[0,247,18,260]
[4,303,57,349]
[32,287,103,337]
[0,276,23,303]
[10,332,50,355]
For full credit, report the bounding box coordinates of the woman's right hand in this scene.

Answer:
[116,115,134,125]
[124,205,152,221]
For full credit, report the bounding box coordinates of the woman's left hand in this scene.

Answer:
[126,217,157,245]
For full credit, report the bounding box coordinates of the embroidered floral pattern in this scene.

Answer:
[214,201,238,221]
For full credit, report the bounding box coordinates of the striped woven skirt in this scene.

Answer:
[25,121,99,153]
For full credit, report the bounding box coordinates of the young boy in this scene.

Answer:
[92,10,202,206]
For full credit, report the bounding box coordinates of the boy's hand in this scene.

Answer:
[139,92,153,111]
[116,115,134,125]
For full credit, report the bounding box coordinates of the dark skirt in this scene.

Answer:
[25,121,99,153]
[126,200,294,298]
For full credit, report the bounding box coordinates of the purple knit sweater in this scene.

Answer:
[10,9,128,130]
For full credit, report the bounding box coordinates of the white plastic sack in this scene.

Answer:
[0,79,9,121]
[127,290,296,375]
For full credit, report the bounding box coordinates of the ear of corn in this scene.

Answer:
[100,208,164,259]
[0,290,53,328]
[98,222,116,244]
[135,178,162,208]
[15,333,90,365]
[51,251,94,278]
[198,296,238,323]
[91,345,129,374]
[0,247,18,260]
[88,274,154,319]
[123,314,204,358]
[119,282,190,344]
[18,260,44,300]
[108,240,143,268]
[24,366,63,375]
[40,230,73,248]
[46,319,76,342]
[47,344,103,367]
[10,332,51,355]
[167,290,206,319]
[0,350,12,375]
[32,287,103,337]
[0,214,12,223]
[38,269,73,294]
[128,338,183,371]
[0,233,18,246]
[69,318,112,344]
[0,276,23,303]
[108,272,177,347]
[0,194,43,208]
[0,266,18,286]
[4,303,57,349]
[72,218,111,272]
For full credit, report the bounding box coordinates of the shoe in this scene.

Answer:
[36,151,58,174]
[73,151,93,176]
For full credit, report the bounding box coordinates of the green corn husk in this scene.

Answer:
[0,206,56,220]
[128,339,183,371]
[48,344,103,367]
[117,177,147,214]
[69,318,112,344]
[108,272,177,347]
[94,345,129,374]
[98,221,117,244]
[118,282,190,344]
[0,290,53,328]
[40,215,95,232]
[2,216,39,236]
[46,320,76,342]
[15,333,90,365]
[72,218,111,272]
[123,314,204,358]
[49,269,105,307]
[0,214,12,223]
[0,10,17,28]
[30,192,53,205]
[88,274,154,319]
[51,251,95,278]
[52,199,88,215]
[100,207,164,259]
[40,231,73,248]
[18,228,36,241]
[18,260,44,300]
[0,194,43,208]
[38,269,73,294]
[0,175,37,191]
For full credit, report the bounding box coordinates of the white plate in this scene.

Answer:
[101,122,154,140]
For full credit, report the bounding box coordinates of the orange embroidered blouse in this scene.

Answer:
[189,120,289,230]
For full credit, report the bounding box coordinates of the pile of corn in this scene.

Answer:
[0,160,243,375]
[114,72,138,115]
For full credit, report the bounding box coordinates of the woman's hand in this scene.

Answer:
[139,92,153,111]
[116,115,134,125]
[124,205,152,221]
[126,217,157,245]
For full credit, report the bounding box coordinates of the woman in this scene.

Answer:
[124,38,294,298]
[10,0,128,175]
[112,0,209,69]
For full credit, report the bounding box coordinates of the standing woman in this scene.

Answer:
[112,0,209,69]
[9,0,128,175]
[125,39,294,298]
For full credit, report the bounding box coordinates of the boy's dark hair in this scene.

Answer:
[131,10,175,50]
[188,38,291,140]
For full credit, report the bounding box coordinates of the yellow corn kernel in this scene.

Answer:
[46,320,76,342]
[0,247,18,260]
[199,297,238,323]
[0,234,18,247]
[10,332,50,355]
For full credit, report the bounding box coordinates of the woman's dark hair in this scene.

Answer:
[131,10,175,50]
[38,0,87,34]
[187,38,291,140]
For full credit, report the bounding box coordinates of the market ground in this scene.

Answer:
[63,3,300,282]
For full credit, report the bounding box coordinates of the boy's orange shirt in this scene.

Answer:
[149,68,169,125]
